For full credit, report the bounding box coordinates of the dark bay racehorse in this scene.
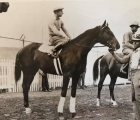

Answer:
[14,21,120,119]
[93,52,128,107]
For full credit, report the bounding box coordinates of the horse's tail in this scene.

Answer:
[14,52,21,83]
[93,55,104,81]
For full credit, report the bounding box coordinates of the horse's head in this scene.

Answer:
[98,20,120,51]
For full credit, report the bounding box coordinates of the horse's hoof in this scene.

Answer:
[96,102,100,107]
[96,98,100,107]
[71,113,76,118]
[96,104,100,107]
[58,112,64,120]
[25,108,32,114]
[111,101,118,107]
[113,103,118,107]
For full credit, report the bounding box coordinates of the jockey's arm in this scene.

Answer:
[123,33,134,49]
[61,21,71,39]
[48,22,65,37]
[109,49,130,64]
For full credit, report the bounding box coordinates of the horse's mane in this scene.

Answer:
[71,26,100,43]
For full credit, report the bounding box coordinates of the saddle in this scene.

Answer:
[38,43,61,58]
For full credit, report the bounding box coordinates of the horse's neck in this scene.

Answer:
[61,26,100,61]
[69,26,100,53]
[72,26,100,45]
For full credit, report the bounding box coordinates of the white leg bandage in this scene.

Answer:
[25,107,32,114]
[111,99,118,106]
[96,98,100,106]
[58,97,66,113]
[69,97,76,113]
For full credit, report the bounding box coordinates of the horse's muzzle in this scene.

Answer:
[109,38,120,51]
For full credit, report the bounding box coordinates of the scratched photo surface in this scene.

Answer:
[0,0,139,120]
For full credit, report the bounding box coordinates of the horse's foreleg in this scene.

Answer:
[58,76,70,119]
[70,75,80,118]
[109,75,118,107]
[22,73,36,114]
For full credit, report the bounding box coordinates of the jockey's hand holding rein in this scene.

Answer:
[108,48,115,54]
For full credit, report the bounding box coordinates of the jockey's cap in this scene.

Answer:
[130,21,139,28]
[53,7,64,12]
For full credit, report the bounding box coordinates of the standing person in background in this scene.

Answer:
[48,7,71,58]
[39,70,51,92]
[78,70,86,89]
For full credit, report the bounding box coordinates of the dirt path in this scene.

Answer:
[0,85,135,120]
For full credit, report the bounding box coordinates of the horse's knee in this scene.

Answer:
[98,84,103,90]
[22,84,30,91]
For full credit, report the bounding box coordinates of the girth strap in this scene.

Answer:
[53,57,63,75]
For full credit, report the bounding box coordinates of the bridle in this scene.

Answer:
[71,25,114,49]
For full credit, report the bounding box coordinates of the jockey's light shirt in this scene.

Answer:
[48,18,63,37]
[122,31,135,50]
[48,18,71,46]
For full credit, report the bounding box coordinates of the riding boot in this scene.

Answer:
[45,75,51,92]
[49,44,62,58]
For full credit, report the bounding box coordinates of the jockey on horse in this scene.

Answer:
[119,21,139,74]
[48,7,71,58]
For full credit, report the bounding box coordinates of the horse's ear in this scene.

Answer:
[106,22,108,27]
[102,20,106,28]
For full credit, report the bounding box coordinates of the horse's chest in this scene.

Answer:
[62,56,83,71]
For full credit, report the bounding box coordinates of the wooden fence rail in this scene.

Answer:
[0,59,68,92]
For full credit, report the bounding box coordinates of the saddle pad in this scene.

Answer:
[38,43,53,53]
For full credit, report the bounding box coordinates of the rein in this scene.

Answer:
[71,42,106,48]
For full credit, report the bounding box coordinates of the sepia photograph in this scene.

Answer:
[0,0,140,120]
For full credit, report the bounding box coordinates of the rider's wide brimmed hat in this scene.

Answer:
[132,34,140,42]
[53,7,64,12]
[130,21,140,28]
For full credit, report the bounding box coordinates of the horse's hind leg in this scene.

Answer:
[97,69,108,107]
[22,70,37,114]
[58,76,70,119]
[109,75,118,107]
